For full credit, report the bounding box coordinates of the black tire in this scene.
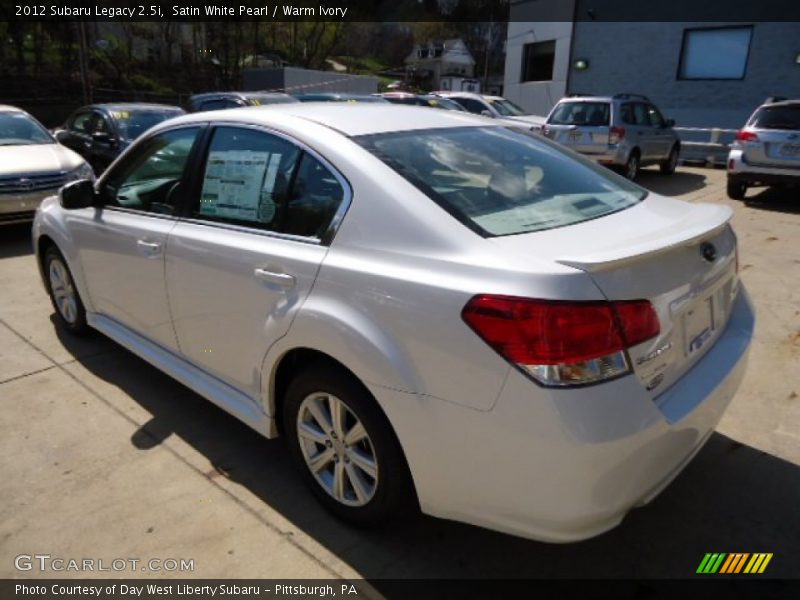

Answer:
[660,145,679,175]
[727,178,747,200]
[283,364,416,526]
[623,150,640,180]
[43,246,89,335]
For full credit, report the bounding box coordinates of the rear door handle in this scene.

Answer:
[254,268,295,288]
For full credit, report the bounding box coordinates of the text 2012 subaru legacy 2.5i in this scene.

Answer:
[33,104,754,542]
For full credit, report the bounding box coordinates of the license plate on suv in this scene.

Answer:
[780,144,800,157]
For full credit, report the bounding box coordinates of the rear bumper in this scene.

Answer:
[374,287,754,542]
[727,149,800,185]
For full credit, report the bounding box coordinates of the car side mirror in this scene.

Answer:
[60,179,96,210]
[665,118,675,128]
[54,130,69,143]
[480,110,493,117]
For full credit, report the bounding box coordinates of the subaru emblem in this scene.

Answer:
[700,242,717,263]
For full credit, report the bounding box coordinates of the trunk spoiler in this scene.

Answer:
[556,204,733,272]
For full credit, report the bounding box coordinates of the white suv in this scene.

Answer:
[432,91,546,130]
[727,98,800,199]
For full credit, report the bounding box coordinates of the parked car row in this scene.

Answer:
[30,100,753,543]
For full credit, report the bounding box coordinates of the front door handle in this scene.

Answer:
[137,239,162,255]
[254,268,295,288]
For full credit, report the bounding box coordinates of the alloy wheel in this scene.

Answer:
[296,392,379,507]
[49,258,78,324]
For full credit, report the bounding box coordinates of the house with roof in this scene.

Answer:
[405,39,479,92]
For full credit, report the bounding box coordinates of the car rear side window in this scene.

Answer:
[749,105,800,130]
[548,102,610,126]
[356,126,646,237]
[193,126,345,239]
[632,103,650,126]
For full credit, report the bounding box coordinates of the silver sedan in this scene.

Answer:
[32,104,754,542]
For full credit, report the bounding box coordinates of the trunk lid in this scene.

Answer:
[544,124,611,155]
[742,129,800,168]
[489,194,740,398]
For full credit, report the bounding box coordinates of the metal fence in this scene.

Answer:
[675,127,738,167]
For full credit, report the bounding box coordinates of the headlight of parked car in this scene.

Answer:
[67,162,95,182]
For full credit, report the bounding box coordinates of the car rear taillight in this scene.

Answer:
[609,126,625,145]
[736,130,759,142]
[462,295,660,386]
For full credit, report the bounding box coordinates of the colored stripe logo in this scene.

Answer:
[697,553,773,574]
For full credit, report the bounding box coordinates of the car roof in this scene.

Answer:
[0,104,27,113]
[433,91,483,100]
[191,91,292,100]
[760,99,800,108]
[154,103,490,137]
[557,96,615,103]
[88,103,185,113]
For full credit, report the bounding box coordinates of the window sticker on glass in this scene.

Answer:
[112,111,130,119]
[200,150,280,222]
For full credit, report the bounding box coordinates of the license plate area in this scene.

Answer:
[780,144,800,157]
[684,296,715,356]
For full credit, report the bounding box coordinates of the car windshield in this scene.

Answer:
[548,102,611,126]
[487,98,527,117]
[749,105,800,130]
[423,97,467,111]
[246,95,297,105]
[356,126,646,237]
[112,109,183,141]
[0,112,53,146]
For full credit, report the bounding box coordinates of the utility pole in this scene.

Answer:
[77,22,90,104]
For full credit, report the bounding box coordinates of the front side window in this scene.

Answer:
[678,26,752,80]
[356,126,646,237]
[102,127,201,215]
[91,114,112,134]
[647,104,665,127]
[194,126,345,239]
[0,112,53,145]
[69,111,93,133]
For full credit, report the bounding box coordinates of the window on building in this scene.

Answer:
[678,26,753,80]
[521,40,556,82]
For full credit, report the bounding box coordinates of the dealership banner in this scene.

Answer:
[2,0,800,22]
[2,579,797,599]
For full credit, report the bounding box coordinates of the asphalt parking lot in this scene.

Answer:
[1,165,799,583]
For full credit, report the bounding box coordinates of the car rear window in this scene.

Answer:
[749,105,800,130]
[355,126,646,237]
[548,102,610,126]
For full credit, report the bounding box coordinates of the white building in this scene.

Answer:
[405,39,477,91]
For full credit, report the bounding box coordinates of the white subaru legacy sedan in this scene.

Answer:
[33,104,754,542]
